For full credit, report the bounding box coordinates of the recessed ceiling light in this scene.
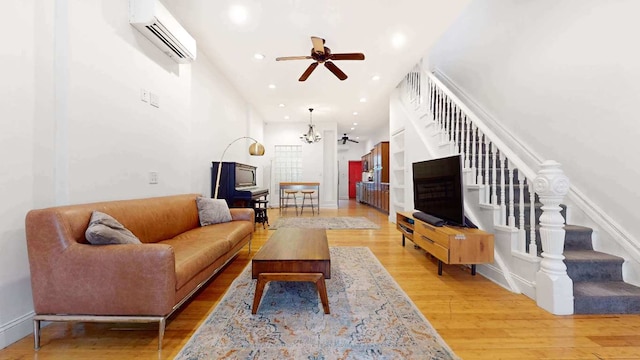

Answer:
[284,115,290,120]
[372,75,381,81]
[229,5,248,25]
[268,84,276,89]
[278,103,285,107]
[254,53,265,60]
[353,112,358,116]
[359,98,367,103]
[356,136,360,139]
[350,127,355,130]
[391,32,407,48]
[353,122,358,126]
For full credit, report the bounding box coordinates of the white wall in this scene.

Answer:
[0,0,263,349]
[428,0,640,246]
[0,0,38,348]
[364,121,390,151]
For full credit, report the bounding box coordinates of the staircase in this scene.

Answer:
[396,64,640,314]
[512,179,640,313]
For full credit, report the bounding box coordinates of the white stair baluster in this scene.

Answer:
[477,130,484,186]
[465,116,471,170]
[440,90,446,143]
[432,81,437,122]
[459,111,465,159]
[427,77,436,122]
[436,87,440,127]
[500,156,507,225]
[508,162,516,227]
[451,101,457,153]
[460,110,465,156]
[491,148,498,206]
[484,138,490,204]
[518,174,526,252]
[438,88,448,144]
[420,70,426,106]
[442,91,448,144]
[529,178,537,256]
[470,124,477,185]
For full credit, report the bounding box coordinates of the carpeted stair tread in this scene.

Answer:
[575,281,640,296]
[574,281,640,314]
[523,224,594,255]
[564,250,623,282]
[564,249,623,262]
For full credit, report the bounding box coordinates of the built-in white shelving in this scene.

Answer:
[389,128,406,223]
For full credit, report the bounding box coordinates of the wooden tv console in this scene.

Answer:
[396,211,494,276]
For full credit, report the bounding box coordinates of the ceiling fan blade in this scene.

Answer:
[348,139,359,143]
[299,62,319,81]
[276,56,313,61]
[324,61,347,80]
[311,36,325,55]
[331,53,365,61]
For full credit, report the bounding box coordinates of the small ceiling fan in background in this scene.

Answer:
[339,133,359,144]
[276,36,365,81]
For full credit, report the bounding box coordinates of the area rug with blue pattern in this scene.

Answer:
[175,247,458,359]
[269,216,379,230]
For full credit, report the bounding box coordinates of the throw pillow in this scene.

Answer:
[197,197,232,226]
[85,211,142,245]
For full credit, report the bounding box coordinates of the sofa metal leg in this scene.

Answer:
[158,317,166,351]
[33,319,41,350]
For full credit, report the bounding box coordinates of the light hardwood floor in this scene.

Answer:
[2,200,640,359]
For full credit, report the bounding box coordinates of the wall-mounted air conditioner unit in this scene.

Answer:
[129,0,197,63]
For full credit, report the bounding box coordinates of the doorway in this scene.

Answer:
[348,160,362,199]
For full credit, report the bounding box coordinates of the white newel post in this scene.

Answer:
[534,160,573,315]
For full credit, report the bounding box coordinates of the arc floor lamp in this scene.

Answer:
[213,136,265,199]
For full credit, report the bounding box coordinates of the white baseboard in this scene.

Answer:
[0,311,34,349]
[476,263,512,291]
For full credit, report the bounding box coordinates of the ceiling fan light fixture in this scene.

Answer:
[276,36,365,81]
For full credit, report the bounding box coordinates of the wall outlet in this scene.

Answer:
[149,171,158,184]
[141,88,149,103]
[150,92,159,108]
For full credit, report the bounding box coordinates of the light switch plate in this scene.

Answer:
[150,93,159,108]
[141,89,149,103]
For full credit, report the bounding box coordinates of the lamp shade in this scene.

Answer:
[249,142,265,156]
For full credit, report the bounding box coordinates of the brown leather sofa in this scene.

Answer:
[25,194,254,350]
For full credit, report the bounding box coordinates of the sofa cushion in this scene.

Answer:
[161,227,233,290]
[85,211,141,245]
[196,197,232,226]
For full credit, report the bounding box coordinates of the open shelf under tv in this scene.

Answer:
[396,211,494,276]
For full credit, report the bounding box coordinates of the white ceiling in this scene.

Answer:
[163,0,470,141]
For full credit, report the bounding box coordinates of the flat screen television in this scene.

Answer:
[412,155,465,227]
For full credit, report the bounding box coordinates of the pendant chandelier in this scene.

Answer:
[300,108,322,144]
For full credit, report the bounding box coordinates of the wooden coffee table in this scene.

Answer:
[251,228,331,314]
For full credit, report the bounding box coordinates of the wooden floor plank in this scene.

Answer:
[2,200,640,359]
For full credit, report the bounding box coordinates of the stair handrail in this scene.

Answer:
[423,71,536,182]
